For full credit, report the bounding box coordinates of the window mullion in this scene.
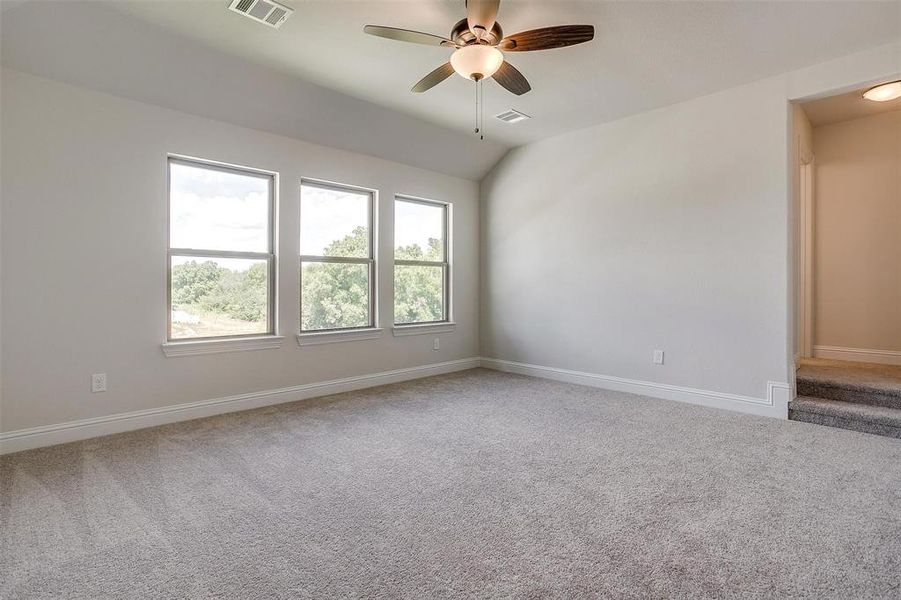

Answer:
[300,255,371,265]
[394,259,447,267]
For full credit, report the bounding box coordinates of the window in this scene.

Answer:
[300,181,375,332]
[394,197,449,325]
[167,157,275,341]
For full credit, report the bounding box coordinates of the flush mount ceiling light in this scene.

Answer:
[363,0,594,139]
[863,81,901,102]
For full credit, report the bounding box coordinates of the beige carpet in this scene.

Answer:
[2,368,901,598]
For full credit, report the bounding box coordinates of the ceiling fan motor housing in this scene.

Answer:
[451,18,504,47]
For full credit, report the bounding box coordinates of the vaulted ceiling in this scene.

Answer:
[3,1,900,179]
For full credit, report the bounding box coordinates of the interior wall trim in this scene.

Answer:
[2,355,794,455]
[813,345,901,366]
[479,357,791,419]
[0,357,481,455]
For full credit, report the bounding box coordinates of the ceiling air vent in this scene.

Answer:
[228,0,294,29]
[495,109,531,124]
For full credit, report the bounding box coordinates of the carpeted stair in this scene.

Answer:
[789,358,901,439]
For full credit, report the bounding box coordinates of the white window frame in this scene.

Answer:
[165,155,278,346]
[298,179,379,343]
[393,195,452,332]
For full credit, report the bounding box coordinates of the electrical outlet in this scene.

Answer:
[652,350,664,365]
[433,338,440,351]
[91,373,107,393]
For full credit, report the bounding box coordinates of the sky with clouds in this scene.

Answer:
[170,162,443,271]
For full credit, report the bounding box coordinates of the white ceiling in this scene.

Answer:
[109,0,901,146]
[2,1,901,179]
[802,84,901,127]
[0,0,509,180]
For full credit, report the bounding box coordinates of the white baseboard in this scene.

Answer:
[1,355,793,455]
[0,357,480,455]
[813,345,901,366]
[480,357,790,419]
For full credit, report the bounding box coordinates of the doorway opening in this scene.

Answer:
[789,84,901,438]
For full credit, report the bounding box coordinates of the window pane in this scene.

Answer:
[170,256,269,339]
[300,184,370,258]
[395,200,444,261]
[394,265,444,324]
[301,261,370,330]
[169,162,270,253]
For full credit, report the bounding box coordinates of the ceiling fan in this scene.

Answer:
[363,0,594,96]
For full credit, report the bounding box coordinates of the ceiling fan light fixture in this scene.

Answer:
[450,45,504,81]
[863,81,901,102]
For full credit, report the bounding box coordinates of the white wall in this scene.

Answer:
[3,35,901,443]
[482,76,790,403]
[0,68,479,434]
[481,41,901,415]
[813,110,901,353]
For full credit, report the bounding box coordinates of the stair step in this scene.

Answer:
[789,396,901,439]
[796,378,901,409]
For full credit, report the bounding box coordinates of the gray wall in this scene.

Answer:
[2,38,900,434]
[481,76,790,399]
[480,41,901,403]
[0,68,480,433]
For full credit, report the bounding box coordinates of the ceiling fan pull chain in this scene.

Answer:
[479,79,484,140]
[474,80,480,136]
[473,79,484,141]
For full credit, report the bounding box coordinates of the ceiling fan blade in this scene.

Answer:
[499,25,594,52]
[364,25,455,47]
[466,0,500,39]
[412,63,456,93]
[492,61,531,95]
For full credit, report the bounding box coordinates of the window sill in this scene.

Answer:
[392,322,456,337]
[161,335,284,357]
[296,328,384,346]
